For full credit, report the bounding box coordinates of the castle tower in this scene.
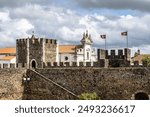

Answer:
[16,34,57,68]
[80,30,93,62]
[124,48,131,61]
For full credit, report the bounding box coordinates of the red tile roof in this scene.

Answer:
[59,45,82,54]
[0,48,16,54]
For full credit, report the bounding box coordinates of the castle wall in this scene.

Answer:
[0,69,26,99]
[29,67,150,100]
[0,67,149,100]
[97,48,131,67]
[24,69,76,100]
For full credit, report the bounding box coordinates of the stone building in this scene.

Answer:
[97,48,131,67]
[59,30,97,62]
[16,34,58,68]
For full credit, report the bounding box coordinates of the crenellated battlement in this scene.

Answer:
[98,48,131,60]
[16,38,28,44]
[17,37,57,45]
[45,39,57,44]
[0,61,146,69]
[0,63,27,69]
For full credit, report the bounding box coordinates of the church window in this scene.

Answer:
[65,56,68,61]
[87,52,89,60]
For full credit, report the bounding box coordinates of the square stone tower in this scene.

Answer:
[16,34,57,68]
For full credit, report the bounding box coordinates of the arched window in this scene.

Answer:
[65,56,68,61]
[135,92,149,100]
[87,52,89,60]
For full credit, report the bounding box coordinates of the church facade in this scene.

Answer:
[58,31,97,62]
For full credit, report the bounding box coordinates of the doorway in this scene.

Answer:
[31,60,37,69]
[135,92,149,100]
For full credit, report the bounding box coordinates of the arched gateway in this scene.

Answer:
[30,60,37,69]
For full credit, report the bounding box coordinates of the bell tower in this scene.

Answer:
[80,30,93,62]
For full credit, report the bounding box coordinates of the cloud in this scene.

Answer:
[0,0,56,8]
[75,0,150,12]
[0,11,34,47]
[0,2,150,55]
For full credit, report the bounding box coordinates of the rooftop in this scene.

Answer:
[59,45,82,54]
[0,48,16,54]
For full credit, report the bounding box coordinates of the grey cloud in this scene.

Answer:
[75,0,150,12]
[0,0,55,8]
[0,2,150,50]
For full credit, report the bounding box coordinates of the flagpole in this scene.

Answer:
[127,31,128,49]
[105,38,106,50]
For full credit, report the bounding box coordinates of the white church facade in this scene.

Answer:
[58,31,97,62]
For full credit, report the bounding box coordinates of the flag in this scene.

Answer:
[100,35,106,39]
[121,31,127,36]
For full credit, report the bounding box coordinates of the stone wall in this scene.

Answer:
[97,48,131,67]
[24,69,77,100]
[16,36,57,68]
[28,38,43,68]
[0,67,150,100]
[33,67,150,100]
[16,39,28,64]
[0,69,26,99]
[45,39,57,63]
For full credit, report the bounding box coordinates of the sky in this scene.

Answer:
[0,0,150,56]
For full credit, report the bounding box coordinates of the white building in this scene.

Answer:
[0,56,16,64]
[58,31,97,62]
[0,48,16,64]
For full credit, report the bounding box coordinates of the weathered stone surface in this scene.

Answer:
[16,37,57,68]
[0,69,26,100]
[34,67,150,100]
[0,67,150,100]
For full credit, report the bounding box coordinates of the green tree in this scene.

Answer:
[142,56,150,66]
[78,92,100,100]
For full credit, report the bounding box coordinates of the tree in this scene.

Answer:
[142,56,150,66]
[78,92,100,100]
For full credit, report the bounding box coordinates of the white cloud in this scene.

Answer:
[0,11,10,22]
[0,11,34,47]
[75,0,150,12]
[0,3,150,55]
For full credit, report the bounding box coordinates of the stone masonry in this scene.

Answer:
[16,34,57,68]
[0,67,150,100]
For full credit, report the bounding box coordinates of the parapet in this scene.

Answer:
[17,36,57,46]
[45,39,57,44]
[42,61,109,68]
[0,61,145,69]
[0,63,27,69]
[16,39,28,45]
[97,48,131,60]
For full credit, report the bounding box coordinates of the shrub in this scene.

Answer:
[142,56,150,66]
[78,92,99,100]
